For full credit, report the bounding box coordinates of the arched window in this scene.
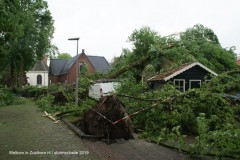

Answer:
[37,75,42,85]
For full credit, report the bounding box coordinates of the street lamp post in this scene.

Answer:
[68,37,80,105]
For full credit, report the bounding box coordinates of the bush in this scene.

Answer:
[0,89,26,106]
[21,86,47,98]
[36,94,54,112]
[36,93,95,115]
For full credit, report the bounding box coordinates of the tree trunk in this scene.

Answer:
[18,56,24,89]
[10,59,16,89]
[105,55,151,79]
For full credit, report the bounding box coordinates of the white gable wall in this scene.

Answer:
[26,71,48,86]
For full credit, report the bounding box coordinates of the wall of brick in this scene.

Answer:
[67,52,96,84]
[49,50,97,85]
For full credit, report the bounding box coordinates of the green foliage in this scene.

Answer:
[111,27,163,81]
[35,76,95,115]
[189,115,240,159]
[129,26,161,58]
[110,24,237,82]
[168,126,187,151]
[204,71,240,94]
[79,62,88,75]
[36,94,54,112]
[116,73,240,158]
[208,124,240,159]
[189,113,209,155]
[57,53,72,59]
[0,0,55,88]
[36,94,83,114]
[21,86,48,98]
[0,89,25,106]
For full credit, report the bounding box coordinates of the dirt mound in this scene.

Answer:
[83,95,134,140]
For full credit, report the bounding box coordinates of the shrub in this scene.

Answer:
[0,89,26,106]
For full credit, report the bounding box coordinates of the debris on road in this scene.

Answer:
[43,111,59,123]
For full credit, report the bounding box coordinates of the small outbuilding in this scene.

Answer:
[26,60,49,87]
[148,62,218,92]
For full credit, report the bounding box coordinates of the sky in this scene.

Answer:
[46,0,240,62]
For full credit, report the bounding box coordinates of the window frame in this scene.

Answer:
[189,80,201,89]
[37,74,42,85]
[174,79,185,92]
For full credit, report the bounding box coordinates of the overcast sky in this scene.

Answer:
[46,0,240,61]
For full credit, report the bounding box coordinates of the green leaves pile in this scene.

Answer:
[116,74,240,158]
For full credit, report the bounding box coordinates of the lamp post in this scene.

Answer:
[68,37,80,105]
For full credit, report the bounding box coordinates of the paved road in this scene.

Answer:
[83,138,208,160]
[0,101,99,160]
[0,100,208,160]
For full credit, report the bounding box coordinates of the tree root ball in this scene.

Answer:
[83,95,134,140]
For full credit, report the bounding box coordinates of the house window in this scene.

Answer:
[174,79,185,92]
[189,80,201,89]
[37,75,42,85]
[79,62,88,74]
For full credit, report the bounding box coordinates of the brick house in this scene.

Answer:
[49,49,111,84]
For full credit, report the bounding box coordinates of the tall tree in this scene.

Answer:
[57,53,72,60]
[109,24,238,81]
[179,24,237,72]
[0,0,55,88]
[126,27,163,81]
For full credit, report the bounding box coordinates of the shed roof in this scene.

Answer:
[30,60,49,71]
[148,62,218,82]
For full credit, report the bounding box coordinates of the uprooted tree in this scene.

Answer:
[83,95,134,139]
[36,24,239,158]
[78,24,239,141]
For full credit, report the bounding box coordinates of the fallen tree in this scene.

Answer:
[105,55,151,79]
[81,95,134,139]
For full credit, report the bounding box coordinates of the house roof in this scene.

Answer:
[50,59,68,75]
[148,62,218,82]
[50,53,111,75]
[30,60,49,71]
[87,55,111,73]
[61,55,79,74]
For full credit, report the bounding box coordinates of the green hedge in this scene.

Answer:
[0,89,25,106]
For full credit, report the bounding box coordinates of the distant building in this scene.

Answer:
[148,62,218,92]
[49,49,111,84]
[237,58,240,65]
[26,58,49,87]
